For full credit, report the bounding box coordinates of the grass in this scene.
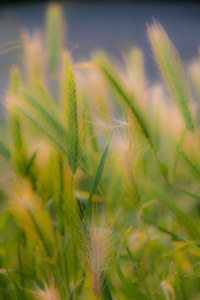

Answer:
[0,3,200,300]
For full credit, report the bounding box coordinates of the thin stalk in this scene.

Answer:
[70,268,112,300]
[70,175,77,285]
[62,235,69,292]
[71,176,74,213]
[122,231,152,300]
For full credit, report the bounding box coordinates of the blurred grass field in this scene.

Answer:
[1,3,200,300]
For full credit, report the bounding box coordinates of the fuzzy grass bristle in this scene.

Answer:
[79,211,114,299]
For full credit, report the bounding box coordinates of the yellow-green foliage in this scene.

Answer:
[1,4,200,300]
[147,21,194,132]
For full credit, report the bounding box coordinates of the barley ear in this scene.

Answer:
[147,21,194,132]
[66,67,85,175]
[46,3,65,74]
[93,52,153,146]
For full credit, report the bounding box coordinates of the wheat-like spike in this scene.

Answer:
[10,181,55,261]
[46,4,65,74]
[22,29,45,86]
[147,21,194,132]
[67,68,80,175]
[7,78,68,155]
[94,53,152,146]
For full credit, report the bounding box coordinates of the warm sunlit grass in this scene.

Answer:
[0,4,200,300]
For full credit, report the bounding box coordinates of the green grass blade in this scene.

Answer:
[96,56,152,146]
[25,151,37,175]
[116,244,144,297]
[0,260,27,300]
[179,189,200,202]
[149,186,199,239]
[184,272,200,278]
[84,133,112,216]
[142,216,184,241]
[101,277,113,300]
[184,238,200,253]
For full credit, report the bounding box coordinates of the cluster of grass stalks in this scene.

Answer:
[1,4,200,299]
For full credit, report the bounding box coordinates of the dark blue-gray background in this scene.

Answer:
[0,2,200,115]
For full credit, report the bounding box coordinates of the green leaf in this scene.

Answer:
[25,151,37,175]
[149,186,199,240]
[179,189,200,202]
[0,260,27,300]
[101,277,113,300]
[142,216,184,241]
[84,133,112,216]
[166,240,200,257]
[184,272,200,278]
[95,53,152,146]
[184,238,200,253]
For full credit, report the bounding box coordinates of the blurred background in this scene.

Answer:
[0,0,199,103]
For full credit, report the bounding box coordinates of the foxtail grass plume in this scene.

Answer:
[80,212,114,299]
[112,120,147,209]
[147,21,194,132]
[10,180,55,261]
[123,47,148,112]
[33,279,61,300]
